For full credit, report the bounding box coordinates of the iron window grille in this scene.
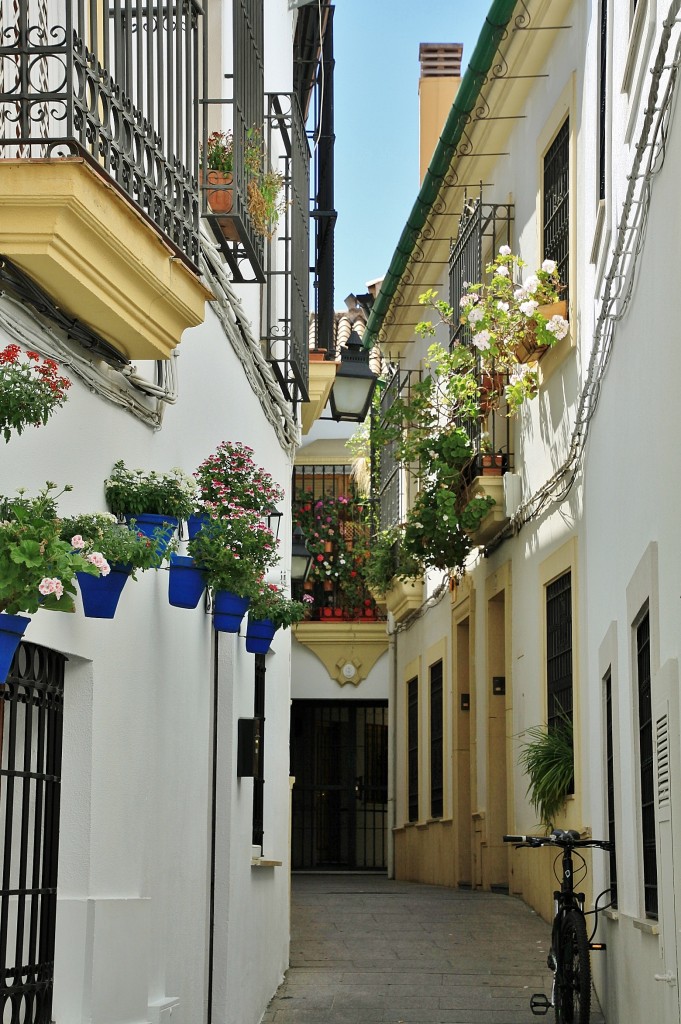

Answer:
[546,571,573,730]
[407,677,419,823]
[263,93,310,403]
[604,669,618,907]
[599,0,608,202]
[0,0,202,268]
[1,642,65,1022]
[376,367,413,532]
[636,611,658,919]
[430,660,444,819]
[543,118,570,295]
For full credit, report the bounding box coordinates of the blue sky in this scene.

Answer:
[333,2,489,307]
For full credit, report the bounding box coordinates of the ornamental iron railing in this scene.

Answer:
[376,367,412,532]
[0,0,202,267]
[543,118,570,296]
[264,92,310,402]
[1,642,65,1023]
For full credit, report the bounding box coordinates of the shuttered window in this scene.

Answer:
[430,661,444,819]
[407,677,419,822]
[636,611,658,919]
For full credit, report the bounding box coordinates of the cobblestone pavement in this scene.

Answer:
[263,873,606,1024]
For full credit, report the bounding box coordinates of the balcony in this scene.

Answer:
[0,0,210,362]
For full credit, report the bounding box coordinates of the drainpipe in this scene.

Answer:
[387,627,398,878]
[363,0,519,349]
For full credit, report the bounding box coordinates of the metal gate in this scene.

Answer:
[291,701,388,870]
[1,641,65,1023]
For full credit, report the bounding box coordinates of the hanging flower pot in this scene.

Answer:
[0,613,30,686]
[245,616,278,655]
[168,554,207,609]
[481,453,504,476]
[213,590,250,633]
[124,513,178,558]
[187,514,210,540]
[202,170,240,241]
[77,564,132,619]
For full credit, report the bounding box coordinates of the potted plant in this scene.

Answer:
[193,440,284,524]
[0,484,102,681]
[0,344,71,443]
[104,461,196,554]
[188,512,279,633]
[518,715,574,831]
[60,512,164,618]
[362,527,422,600]
[245,583,305,654]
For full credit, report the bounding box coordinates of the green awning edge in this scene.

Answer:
[363,0,519,349]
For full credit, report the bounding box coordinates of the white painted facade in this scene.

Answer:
[0,3,303,1022]
[383,1,681,1021]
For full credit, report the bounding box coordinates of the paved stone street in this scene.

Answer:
[263,874,606,1024]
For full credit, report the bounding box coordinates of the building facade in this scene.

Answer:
[364,1,681,1021]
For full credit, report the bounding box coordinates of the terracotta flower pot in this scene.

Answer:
[202,170,239,242]
[481,453,504,476]
[514,300,568,364]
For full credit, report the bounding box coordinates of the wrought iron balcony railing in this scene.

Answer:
[0,0,202,267]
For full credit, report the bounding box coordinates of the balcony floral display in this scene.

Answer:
[190,441,283,633]
[60,512,165,618]
[294,492,378,619]
[244,583,306,654]
[104,461,196,554]
[0,344,72,443]
[0,485,103,682]
[202,126,287,241]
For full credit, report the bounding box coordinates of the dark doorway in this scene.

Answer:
[291,700,388,870]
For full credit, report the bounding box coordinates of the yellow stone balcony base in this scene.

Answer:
[0,158,213,361]
[293,620,388,686]
[301,354,337,434]
[385,577,423,623]
[467,475,509,546]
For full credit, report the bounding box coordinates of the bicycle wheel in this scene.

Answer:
[555,909,591,1024]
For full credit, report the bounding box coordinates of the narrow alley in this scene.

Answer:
[263,874,606,1023]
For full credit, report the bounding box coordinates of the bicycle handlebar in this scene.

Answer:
[503,830,613,851]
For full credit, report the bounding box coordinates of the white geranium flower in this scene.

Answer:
[524,274,540,294]
[546,315,569,340]
[472,330,492,351]
[514,287,528,301]
[496,266,509,277]
[519,300,539,317]
[498,245,512,256]
[468,306,485,324]
[542,259,557,274]
[497,301,510,313]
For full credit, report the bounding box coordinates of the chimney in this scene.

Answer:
[418,43,463,184]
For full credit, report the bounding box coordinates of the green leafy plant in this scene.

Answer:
[362,527,422,598]
[0,344,71,443]
[60,513,164,578]
[104,462,196,519]
[0,484,100,614]
[188,513,278,598]
[518,716,574,831]
[244,126,287,239]
[203,130,233,174]
[248,583,306,629]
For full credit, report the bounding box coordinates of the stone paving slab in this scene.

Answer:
[262,874,605,1024]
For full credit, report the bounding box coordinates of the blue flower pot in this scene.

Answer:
[0,613,30,685]
[187,514,210,540]
[77,564,132,619]
[168,554,207,609]
[245,616,277,655]
[124,513,178,558]
[213,590,250,633]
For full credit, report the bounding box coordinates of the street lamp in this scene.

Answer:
[291,525,313,582]
[328,330,377,422]
[265,506,283,542]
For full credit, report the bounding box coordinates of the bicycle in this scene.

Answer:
[503,829,614,1023]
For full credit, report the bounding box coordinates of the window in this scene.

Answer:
[604,669,617,906]
[252,654,266,848]
[430,660,444,819]
[543,117,570,294]
[546,571,573,792]
[407,677,419,822]
[636,610,658,919]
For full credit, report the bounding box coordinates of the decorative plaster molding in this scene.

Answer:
[292,621,388,686]
[300,357,337,434]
